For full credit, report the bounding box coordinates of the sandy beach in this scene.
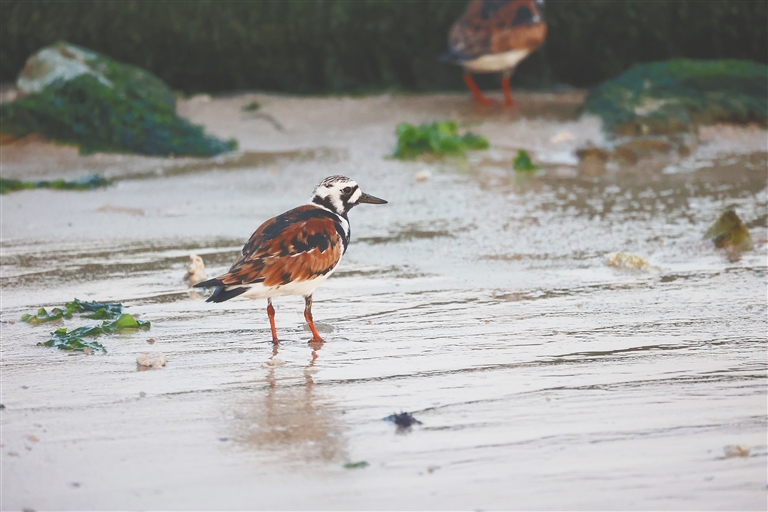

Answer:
[2,91,767,510]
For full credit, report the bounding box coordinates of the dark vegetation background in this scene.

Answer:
[2,0,767,94]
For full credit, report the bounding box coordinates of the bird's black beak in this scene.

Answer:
[358,192,388,205]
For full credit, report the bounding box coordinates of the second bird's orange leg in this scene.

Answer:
[266,299,278,344]
[501,75,515,107]
[463,71,494,106]
[304,295,325,343]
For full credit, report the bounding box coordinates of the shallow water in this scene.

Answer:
[2,94,767,510]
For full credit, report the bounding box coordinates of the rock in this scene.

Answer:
[2,42,236,157]
[584,59,768,136]
[17,43,174,108]
[579,60,766,168]
[576,145,610,162]
[612,136,673,164]
[704,210,753,252]
[576,132,699,168]
[136,352,167,369]
[576,145,609,176]
[183,254,207,287]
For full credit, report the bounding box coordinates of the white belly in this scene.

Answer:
[463,50,530,73]
[237,266,337,300]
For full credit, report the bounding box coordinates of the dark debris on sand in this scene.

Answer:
[384,411,422,428]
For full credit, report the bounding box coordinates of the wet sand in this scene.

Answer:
[2,91,767,510]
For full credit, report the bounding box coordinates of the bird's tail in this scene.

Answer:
[439,49,467,65]
[194,278,248,303]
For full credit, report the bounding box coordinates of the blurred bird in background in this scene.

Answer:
[443,0,547,107]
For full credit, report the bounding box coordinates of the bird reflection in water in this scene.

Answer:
[229,341,347,466]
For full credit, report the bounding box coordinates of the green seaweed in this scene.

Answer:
[101,313,150,333]
[22,298,123,324]
[241,100,261,112]
[21,307,73,326]
[512,150,540,172]
[38,314,150,353]
[393,121,489,159]
[42,325,108,352]
[2,42,237,157]
[64,298,123,317]
[584,60,768,135]
[24,298,148,353]
[343,461,369,469]
[0,174,111,194]
[704,209,753,252]
[0,179,35,194]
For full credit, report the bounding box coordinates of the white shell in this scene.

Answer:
[137,352,167,368]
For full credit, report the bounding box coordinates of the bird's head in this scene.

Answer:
[310,175,387,217]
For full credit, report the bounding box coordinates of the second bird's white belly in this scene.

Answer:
[463,50,530,73]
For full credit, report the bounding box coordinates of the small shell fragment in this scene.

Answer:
[723,445,750,458]
[415,169,432,182]
[137,352,167,368]
[606,252,658,273]
[550,131,575,144]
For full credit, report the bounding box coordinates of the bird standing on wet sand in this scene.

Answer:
[443,0,547,107]
[195,176,387,344]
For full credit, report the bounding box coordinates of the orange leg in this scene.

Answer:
[501,75,515,107]
[463,71,494,106]
[304,295,325,343]
[266,299,278,344]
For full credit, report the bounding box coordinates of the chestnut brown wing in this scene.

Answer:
[216,205,344,287]
[449,0,546,58]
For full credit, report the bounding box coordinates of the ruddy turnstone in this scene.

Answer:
[195,175,387,343]
[443,0,547,106]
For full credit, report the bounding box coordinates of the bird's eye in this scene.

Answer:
[342,186,353,194]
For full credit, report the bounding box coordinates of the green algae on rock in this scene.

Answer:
[704,209,753,252]
[584,60,768,136]
[2,42,237,157]
[512,150,540,172]
[0,174,111,194]
[393,121,489,159]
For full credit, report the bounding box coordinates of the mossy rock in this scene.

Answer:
[584,60,768,135]
[2,42,236,157]
[704,209,753,252]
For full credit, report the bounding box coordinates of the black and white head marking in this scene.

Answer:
[309,175,364,218]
